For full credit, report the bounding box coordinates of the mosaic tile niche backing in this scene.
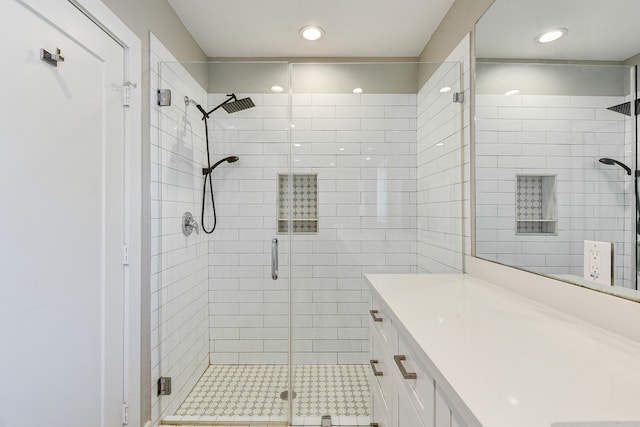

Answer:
[278,174,318,234]
[516,175,557,235]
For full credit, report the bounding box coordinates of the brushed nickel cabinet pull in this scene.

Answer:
[394,355,417,379]
[369,309,383,322]
[369,359,383,376]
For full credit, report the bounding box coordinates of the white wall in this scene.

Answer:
[150,34,210,423]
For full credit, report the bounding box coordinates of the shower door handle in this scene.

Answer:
[271,238,278,280]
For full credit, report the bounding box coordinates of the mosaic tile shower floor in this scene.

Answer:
[168,364,370,425]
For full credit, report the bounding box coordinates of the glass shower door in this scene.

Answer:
[154,60,293,424]
[288,61,464,425]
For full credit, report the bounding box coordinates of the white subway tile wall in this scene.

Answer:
[475,93,634,288]
[208,90,424,365]
[416,60,465,273]
[150,34,210,423]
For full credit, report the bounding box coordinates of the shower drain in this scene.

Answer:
[279,390,297,401]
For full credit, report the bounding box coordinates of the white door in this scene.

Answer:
[0,1,126,426]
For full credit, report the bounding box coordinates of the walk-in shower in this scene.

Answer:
[151,58,464,426]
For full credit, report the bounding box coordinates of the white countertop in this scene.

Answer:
[366,274,640,427]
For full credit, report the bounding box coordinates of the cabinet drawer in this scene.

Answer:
[394,336,435,427]
[370,368,393,427]
[370,298,396,350]
[370,328,394,422]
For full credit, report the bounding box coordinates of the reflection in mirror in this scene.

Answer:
[474,0,640,300]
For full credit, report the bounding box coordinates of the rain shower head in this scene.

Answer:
[222,96,255,113]
[607,99,640,116]
[203,93,256,117]
[599,157,632,175]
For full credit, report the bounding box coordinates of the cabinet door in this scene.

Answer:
[452,412,466,427]
[396,372,427,427]
[435,385,452,427]
[370,382,393,427]
[370,314,395,423]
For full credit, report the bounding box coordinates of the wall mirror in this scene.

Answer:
[474,0,640,300]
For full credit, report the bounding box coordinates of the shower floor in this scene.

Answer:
[165,364,370,426]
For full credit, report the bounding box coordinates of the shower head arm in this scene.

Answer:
[205,94,238,117]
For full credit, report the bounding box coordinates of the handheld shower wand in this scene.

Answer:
[599,157,632,176]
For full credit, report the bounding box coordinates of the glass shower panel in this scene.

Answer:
[155,61,292,424]
[288,61,463,425]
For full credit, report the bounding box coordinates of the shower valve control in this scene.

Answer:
[182,212,199,236]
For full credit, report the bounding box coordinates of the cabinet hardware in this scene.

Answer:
[370,359,383,376]
[393,355,417,379]
[369,309,383,322]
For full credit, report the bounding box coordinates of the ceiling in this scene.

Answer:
[476,0,640,62]
[167,0,456,58]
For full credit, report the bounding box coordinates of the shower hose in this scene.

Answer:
[201,117,217,234]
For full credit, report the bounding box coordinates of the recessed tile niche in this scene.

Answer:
[515,174,557,235]
[278,174,318,234]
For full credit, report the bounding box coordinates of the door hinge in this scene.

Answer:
[122,402,129,425]
[123,244,130,265]
[158,376,172,396]
[122,81,136,107]
[123,85,131,106]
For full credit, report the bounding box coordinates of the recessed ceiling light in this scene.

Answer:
[299,25,325,41]
[536,28,568,43]
[440,86,452,93]
[271,85,284,93]
[353,87,363,94]
[505,89,520,96]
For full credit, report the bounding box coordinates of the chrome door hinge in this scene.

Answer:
[158,377,172,395]
[453,92,464,103]
[122,403,129,425]
[123,244,130,265]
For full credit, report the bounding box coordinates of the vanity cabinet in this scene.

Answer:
[369,298,466,427]
[366,274,640,427]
